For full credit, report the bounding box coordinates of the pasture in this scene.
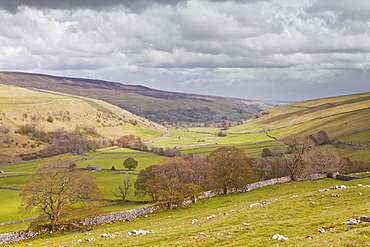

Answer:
[10,177,370,246]
[0,91,368,243]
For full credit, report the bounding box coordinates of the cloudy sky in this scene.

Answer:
[0,0,369,101]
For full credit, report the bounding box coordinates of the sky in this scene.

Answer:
[0,0,369,101]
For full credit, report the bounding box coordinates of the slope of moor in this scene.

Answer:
[0,71,272,123]
[0,84,165,162]
[152,92,370,164]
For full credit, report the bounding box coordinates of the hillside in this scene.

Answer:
[1,92,369,246]
[7,177,370,246]
[0,84,165,163]
[0,72,272,124]
[145,92,369,165]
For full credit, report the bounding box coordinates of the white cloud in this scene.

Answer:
[0,0,369,100]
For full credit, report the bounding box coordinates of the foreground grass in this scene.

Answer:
[12,177,370,246]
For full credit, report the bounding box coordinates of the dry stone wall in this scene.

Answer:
[84,205,160,225]
[0,229,47,245]
[0,173,328,244]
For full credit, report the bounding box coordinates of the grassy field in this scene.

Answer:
[0,150,162,232]
[150,92,370,162]
[0,84,165,162]
[9,177,370,246]
[0,90,369,245]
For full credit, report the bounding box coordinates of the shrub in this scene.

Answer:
[218,131,228,137]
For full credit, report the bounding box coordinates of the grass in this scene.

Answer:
[10,177,370,246]
[1,90,369,245]
[77,155,162,170]
[0,150,162,229]
[0,72,264,124]
[151,92,370,161]
[0,84,165,160]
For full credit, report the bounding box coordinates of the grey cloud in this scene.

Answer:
[0,0,368,101]
[0,0,270,13]
[307,0,370,21]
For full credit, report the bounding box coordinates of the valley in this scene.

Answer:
[0,75,369,246]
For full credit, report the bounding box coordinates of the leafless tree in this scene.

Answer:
[112,178,133,201]
[303,145,345,174]
[281,135,315,180]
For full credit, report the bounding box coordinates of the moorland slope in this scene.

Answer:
[162,92,370,164]
[0,71,273,124]
[0,84,165,163]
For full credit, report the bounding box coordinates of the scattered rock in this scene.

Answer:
[206,215,215,220]
[249,202,261,207]
[342,219,360,225]
[360,216,370,222]
[319,185,348,192]
[317,229,325,233]
[271,234,288,241]
[242,223,250,226]
[191,219,198,224]
[126,230,153,237]
[331,185,347,190]
[331,194,340,197]
[318,189,330,192]
[101,233,115,238]
[358,192,363,196]
[87,238,96,242]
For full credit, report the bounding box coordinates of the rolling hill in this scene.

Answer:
[0,90,369,246]
[0,72,273,124]
[0,84,165,163]
[144,92,369,165]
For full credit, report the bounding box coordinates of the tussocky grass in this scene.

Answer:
[11,177,370,246]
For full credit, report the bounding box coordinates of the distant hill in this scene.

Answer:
[0,84,165,163]
[0,72,273,124]
[230,91,370,163]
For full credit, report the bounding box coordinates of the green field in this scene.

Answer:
[9,177,370,246]
[0,91,369,245]
[0,149,164,232]
[150,92,370,161]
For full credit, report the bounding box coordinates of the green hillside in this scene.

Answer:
[0,72,272,124]
[150,92,370,164]
[9,177,370,246]
[0,92,369,246]
[0,84,165,163]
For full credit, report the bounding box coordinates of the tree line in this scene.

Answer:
[134,146,255,209]
[17,125,180,160]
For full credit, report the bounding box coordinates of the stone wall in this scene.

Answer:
[0,173,330,244]
[0,229,47,245]
[335,174,370,181]
[84,205,160,225]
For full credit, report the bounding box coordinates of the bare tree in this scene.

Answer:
[112,178,133,201]
[20,158,103,232]
[281,135,315,180]
[303,145,345,174]
[209,147,255,194]
[317,130,331,145]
